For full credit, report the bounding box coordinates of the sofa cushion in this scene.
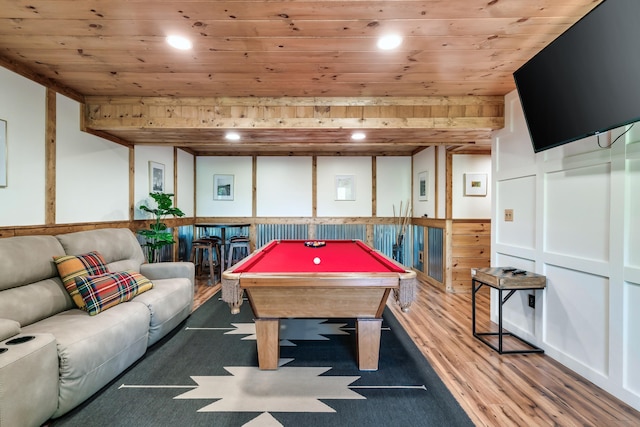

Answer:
[75,271,153,315]
[0,278,73,327]
[56,228,146,270]
[0,235,65,292]
[0,319,20,341]
[132,278,193,346]
[54,251,109,309]
[21,304,151,418]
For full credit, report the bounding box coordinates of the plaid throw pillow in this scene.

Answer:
[74,271,153,316]
[53,251,109,309]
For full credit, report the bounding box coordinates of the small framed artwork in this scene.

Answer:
[464,173,487,196]
[335,175,355,201]
[149,161,165,193]
[418,171,428,201]
[214,174,234,200]
[0,119,6,187]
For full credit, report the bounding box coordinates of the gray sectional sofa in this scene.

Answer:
[0,228,195,427]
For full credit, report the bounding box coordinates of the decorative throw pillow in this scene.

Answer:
[74,271,153,316]
[53,251,109,309]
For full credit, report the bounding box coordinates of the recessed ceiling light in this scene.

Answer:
[225,132,241,141]
[351,132,366,140]
[377,34,403,50]
[166,35,192,50]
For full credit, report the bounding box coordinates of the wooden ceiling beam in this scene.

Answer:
[84,96,504,132]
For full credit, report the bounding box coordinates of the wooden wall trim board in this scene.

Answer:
[445,219,454,292]
[252,156,257,218]
[172,146,180,261]
[371,156,377,217]
[0,221,136,238]
[435,146,440,218]
[45,88,56,225]
[193,155,197,218]
[446,150,453,218]
[128,147,135,221]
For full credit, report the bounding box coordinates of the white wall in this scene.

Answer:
[195,156,253,217]
[452,154,492,218]
[317,157,372,217]
[257,157,312,217]
[56,94,130,223]
[492,89,640,411]
[176,149,194,217]
[376,157,411,217]
[0,67,46,226]
[0,66,194,227]
[194,155,412,219]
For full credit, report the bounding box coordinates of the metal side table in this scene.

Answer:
[472,267,546,354]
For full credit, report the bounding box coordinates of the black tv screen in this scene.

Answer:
[513,0,640,152]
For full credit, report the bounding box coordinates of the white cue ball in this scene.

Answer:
[313,257,321,265]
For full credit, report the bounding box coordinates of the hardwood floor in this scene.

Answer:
[193,277,640,426]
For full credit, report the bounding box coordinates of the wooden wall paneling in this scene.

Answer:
[450,220,491,292]
[366,224,374,248]
[371,156,377,217]
[435,146,440,218]
[172,146,179,261]
[45,88,56,225]
[309,156,317,240]
[0,221,135,238]
[444,219,454,292]
[128,146,135,227]
[446,150,453,219]
[250,156,257,250]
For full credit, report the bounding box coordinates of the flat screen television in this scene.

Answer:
[513,0,640,153]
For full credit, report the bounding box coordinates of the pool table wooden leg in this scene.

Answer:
[356,318,382,371]
[255,318,280,370]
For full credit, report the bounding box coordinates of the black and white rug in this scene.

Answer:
[51,294,473,426]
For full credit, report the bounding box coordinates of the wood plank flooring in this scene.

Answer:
[193,278,640,426]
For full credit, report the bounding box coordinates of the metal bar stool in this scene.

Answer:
[190,237,222,285]
[226,236,250,269]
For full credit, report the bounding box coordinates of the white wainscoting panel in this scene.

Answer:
[627,158,640,268]
[544,163,610,262]
[624,280,640,396]
[496,176,536,250]
[544,264,609,377]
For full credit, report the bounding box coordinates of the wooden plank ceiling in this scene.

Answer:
[0,0,601,156]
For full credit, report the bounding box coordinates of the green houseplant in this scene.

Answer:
[138,192,185,263]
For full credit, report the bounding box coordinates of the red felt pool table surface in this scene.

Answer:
[232,239,405,273]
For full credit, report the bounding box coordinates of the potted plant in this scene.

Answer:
[138,192,185,263]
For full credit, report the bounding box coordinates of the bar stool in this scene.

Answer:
[190,237,222,285]
[227,236,250,269]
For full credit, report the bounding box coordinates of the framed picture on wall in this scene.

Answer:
[0,119,6,187]
[464,173,487,196]
[149,161,165,193]
[335,175,355,201]
[214,174,234,200]
[418,171,428,201]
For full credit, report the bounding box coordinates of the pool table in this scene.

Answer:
[221,239,417,371]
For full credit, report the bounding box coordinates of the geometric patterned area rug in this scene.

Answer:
[50,293,473,426]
